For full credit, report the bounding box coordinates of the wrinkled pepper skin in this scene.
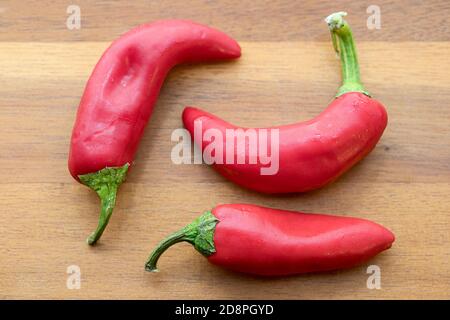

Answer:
[183,92,387,193]
[69,20,241,178]
[145,204,395,276]
[68,20,240,245]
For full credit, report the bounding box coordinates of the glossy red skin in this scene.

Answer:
[183,92,387,193]
[208,204,394,276]
[69,20,241,179]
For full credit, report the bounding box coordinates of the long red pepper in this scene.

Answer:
[145,204,394,276]
[182,12,387,193]
[68,21,241,245]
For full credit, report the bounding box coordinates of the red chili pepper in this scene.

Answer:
[182,12,387,193]
[68,20,241,245]
[145,204,394,276]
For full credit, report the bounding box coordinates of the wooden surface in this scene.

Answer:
[0,0,449,299]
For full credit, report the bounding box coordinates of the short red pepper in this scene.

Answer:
[68,20,241,245]
[145,204,395,276]
[182,12,387,193]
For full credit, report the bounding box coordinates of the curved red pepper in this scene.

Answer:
[145,204,395,276]
[68,20,241,245]
[182,12,387,193]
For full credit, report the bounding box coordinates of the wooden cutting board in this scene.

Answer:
[0,0,449,299]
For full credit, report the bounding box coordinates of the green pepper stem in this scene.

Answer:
[145,229,192,272]
[145,211,218,272]
[325,12,370,97]
[78,163,129,245]
[86,184,118,245]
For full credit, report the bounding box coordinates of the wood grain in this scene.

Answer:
[0,1,449,299]
[1,0,450,41]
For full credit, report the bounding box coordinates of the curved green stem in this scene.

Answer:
[145,211,218,272]
[325,12,370,97]
[145,230,192,272]
[78,163,129,245]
